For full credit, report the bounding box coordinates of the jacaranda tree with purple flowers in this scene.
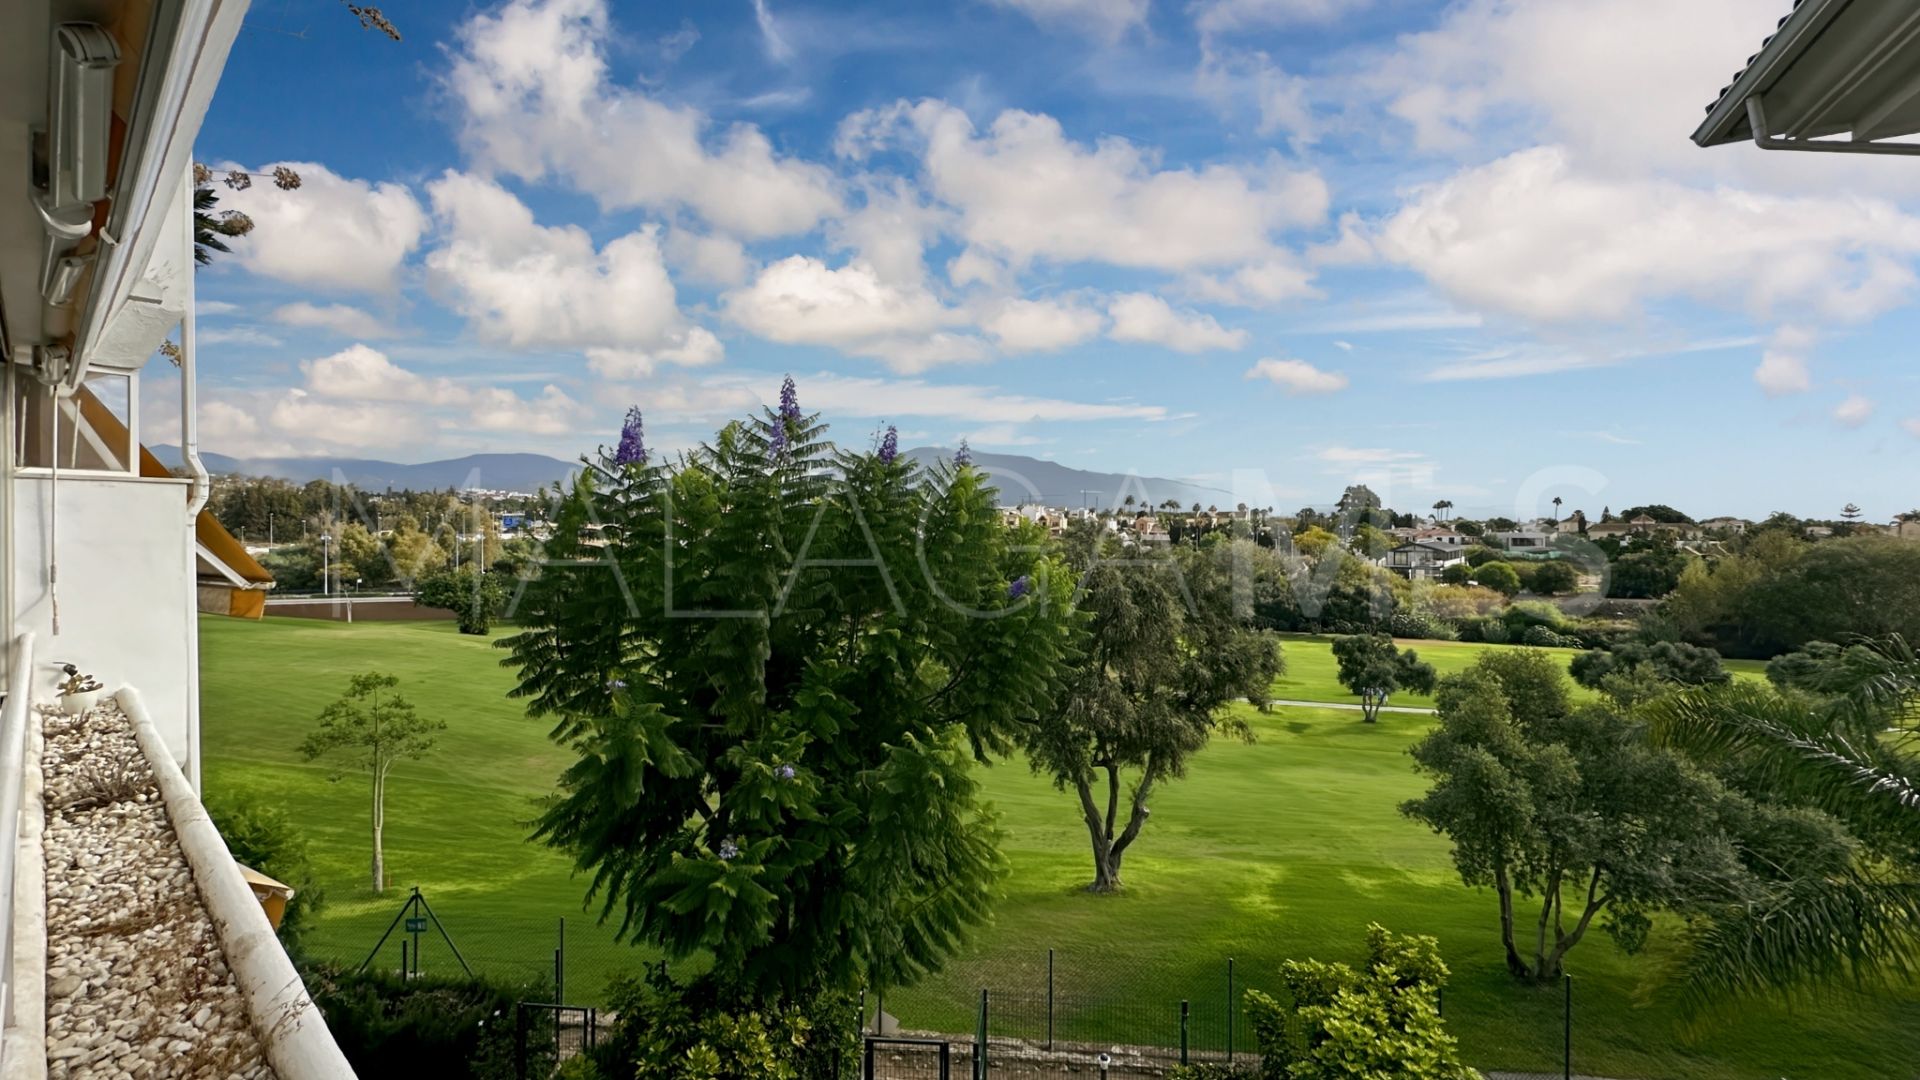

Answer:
[502,382,1076,1016]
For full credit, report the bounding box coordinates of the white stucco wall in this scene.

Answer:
[10,474,194,768]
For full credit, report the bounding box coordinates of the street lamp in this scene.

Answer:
[320,532,332,598]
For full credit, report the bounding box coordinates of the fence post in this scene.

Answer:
[939,1039,951,1080]
[975,989,989,1080]
[863,1037,875,1080]
[556,917,566,1005]
[1046,947,1055,1051]
[514,1003,527,1080]
[1563,973,1572,1080]
[1180,999,1190,1065]
[399,940,407,980]
[1226,956,1235,1063]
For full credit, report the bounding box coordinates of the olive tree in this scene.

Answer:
[1331,633,1437,722]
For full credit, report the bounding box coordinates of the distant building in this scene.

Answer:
[1384,542,1466,581]
[1699,516,1751,534]
[1491,530,1554,552]
[1409,527,1471,547]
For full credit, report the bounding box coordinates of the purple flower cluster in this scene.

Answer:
[776,763,797,781]
[878,425,898,465]
[613,406,647,466]
[606,677,628,691]
[1007,575,1031,599]
[768,422,788,461]
[778,375,801,422]
[718,838,740,861]
[955,439,972,467]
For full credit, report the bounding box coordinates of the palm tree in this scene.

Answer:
[1431,499,1453,521]
[1552,496,1563,522]
[1650,637,1920,1010]
[193,187,230,265]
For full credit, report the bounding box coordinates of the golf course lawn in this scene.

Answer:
[200,616,1911,1079]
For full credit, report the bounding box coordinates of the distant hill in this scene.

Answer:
[902,447,1233,510]
[150,447,579,492]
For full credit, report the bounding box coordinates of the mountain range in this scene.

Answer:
[152,444,1232,509]
[150,447,581,492]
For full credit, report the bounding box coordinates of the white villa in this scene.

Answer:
[1383,542,1466,581]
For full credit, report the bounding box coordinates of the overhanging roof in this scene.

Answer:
[1695,0,1920,153]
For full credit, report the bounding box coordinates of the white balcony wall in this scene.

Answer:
[10,474,194,770]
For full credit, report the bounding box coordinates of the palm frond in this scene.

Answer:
[1664,872,1920,1016]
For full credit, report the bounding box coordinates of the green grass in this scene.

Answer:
[1268,632,1771,710]
[200,617,1914,1079]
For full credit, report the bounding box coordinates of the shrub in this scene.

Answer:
[1463,545,1504,568]
[1570,640,1729,690]
[1389,609,1457,642]
[1520,625,1580,649]
[1529,560,1580,595]
[303,964,554,1080]
[413,566,505,635]
[1241,925,1480,1080]
[1474,562,1522,596]
[205,791,322,955]
[587,966,859,1080]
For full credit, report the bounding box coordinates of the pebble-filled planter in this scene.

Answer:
[41,704,276,1080]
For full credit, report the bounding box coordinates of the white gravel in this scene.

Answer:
[41,704,276,1080]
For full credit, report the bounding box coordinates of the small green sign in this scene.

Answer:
[406,917,428,933]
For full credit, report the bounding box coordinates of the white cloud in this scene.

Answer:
[750,0,794,62]
[301,345,466,405]
[1196,47,1316,142]
[1182,258,1318,307]
[1245,357,1348,395]
[722,256,979,371]
[663,229,753,287]
[195,300,239,317]
[1833,395,1875,428]
[425,172,720,363]
[980,298,1105,352]
[1106,293,1248,352]
[841,100,1327,271]
[828,178,950,287]
[1318,446,1423,465]
[1193,0,1368,37]
[585,329,726,378]
[986,0,1149,42]
[704,371,1170,424]
[1372,0,1788,173]
[1755,326,1814,396]
[215,161,427,293]
[264,345,590,448]
[271,302,394,339]
[446,0,839,237]
[197,326,283,348]
[1377,147,1920,325]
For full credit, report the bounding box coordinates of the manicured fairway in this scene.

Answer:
[199,617,1912,1079]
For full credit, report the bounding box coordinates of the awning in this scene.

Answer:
[1695,0,1920,154]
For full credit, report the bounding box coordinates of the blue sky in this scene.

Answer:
[177,0,1920,521]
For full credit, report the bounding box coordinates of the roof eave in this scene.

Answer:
[1694,0,1854,148]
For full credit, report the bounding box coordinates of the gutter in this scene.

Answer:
[1692,0,1853,148]
[117,688,358,1080]
[177,161,210,789]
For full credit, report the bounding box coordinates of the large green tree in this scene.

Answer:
[1023,526,1282,891]
[414,565,505,635]
[298,672,445,894]
[503,389,1076,1000]
[1331,634,1437,722]
[1403,651,1837,983]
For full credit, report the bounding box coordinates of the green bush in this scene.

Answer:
[1473,562,1521,596]
[205,791,323,955]
[302,964,555,1080]
[1389,609,1457,642]
[586,966,859,1080]
[1520,625,1579,649]
[1240,924,1480,1080]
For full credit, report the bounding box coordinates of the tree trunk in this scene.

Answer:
[1539,868,1608,978]
[1075,765,1156,893]
[1533,867,1563,981]
[1495,863,1528,978]
[371,763,387,894]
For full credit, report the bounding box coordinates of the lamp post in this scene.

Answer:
[348,578,361,623]
[321,532,332,598]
